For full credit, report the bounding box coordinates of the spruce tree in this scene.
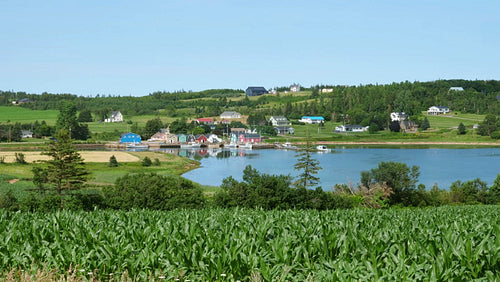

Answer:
[293,129,322,189]
[34,129,88,204]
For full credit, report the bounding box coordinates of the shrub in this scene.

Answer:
[15,153,26,164]
[142,157,152,167]
[108,155,118,167]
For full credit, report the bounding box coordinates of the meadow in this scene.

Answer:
[0,206,498,281]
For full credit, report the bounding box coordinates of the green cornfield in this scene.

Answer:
[0,206,499,281]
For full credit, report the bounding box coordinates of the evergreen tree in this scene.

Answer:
[142,156,152,167]
[33,129,88,207]
[457,122,467,135]
[78,109,93,122]
[421,117,430,130]
[294,130,322,189]
[108,155,118,167]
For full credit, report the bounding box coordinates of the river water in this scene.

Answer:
[156,147,500,190]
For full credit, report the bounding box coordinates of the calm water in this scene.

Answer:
[158,147,500,189]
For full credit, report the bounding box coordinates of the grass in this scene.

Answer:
[0,106,59,125]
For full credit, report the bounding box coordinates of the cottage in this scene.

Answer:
[177,134,187,143]
[274,126,295,134]
[245,87,268,96]
[321,88,333,93]
[195,134,208,143]
[390,112,408,122]
[21,130,33,138]
[290,84,301,92]
[399,120,418,132]
[120,132,141,144]
[299,116,325,124]
[149,132,178,143]
[269,116,290,126]
[231,128,247,134]
[220,111,241,119]
[238,133,261,143]
[105,111,123,123]
[196,118,213,125]
[186,134,196,143]
[427,106,450,115]
[334,125,367,133]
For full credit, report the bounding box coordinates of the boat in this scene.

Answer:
[180,142,201,149]
[316,145,329,152]
[225,142,237,148]
[126,143,149,149]
[282,142,298,150]
[238,142,253,149]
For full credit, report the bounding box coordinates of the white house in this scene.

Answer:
[105,111,123,123]
[21,130,33,138]
[290,84,301,92]
[206,134,222,143]
[427,106,450,115]
[334,125,368,133]
[220,111,241,119]
[321,88,333,93]
[299,116,325,124]
[269,116,290,126]
[390,112,408,122]
[449,87,464,92]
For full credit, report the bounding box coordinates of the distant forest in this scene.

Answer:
[1,80,499,127]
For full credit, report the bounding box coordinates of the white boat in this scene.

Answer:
[282,142,298,150]
[180,142,201,149]
[225,142,237,148]
[316,145,329,152]
[238,142,253,149]
[126,143,149,149]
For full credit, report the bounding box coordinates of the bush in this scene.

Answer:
[15,153,27,164]
[103,173,206,210]
[142,157,152,167]
[491,131,500,139]
[153,158,161,166]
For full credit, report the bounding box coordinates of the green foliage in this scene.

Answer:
[421,116,430,130]
[361,161,420,206]
[457,122,467,135]
[103,173,205,210]
[0,206,498,280]
[141,117,163,140]
[108,155,118,167]
[389,121,401,132]
[477,114,499,136]
[293,130,322,189]
[14,152,26,164]
[153,158,161,166]
[77,109,93,122]
[0,189,19,211]
[34,129,88,201]
[450,178,490,204]
[142,156,152,167]
[56,102,90,140]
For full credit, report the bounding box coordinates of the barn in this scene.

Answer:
[245,87,268,96]
[120,133,141,144]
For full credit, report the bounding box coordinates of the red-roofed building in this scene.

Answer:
[196,118,214,125]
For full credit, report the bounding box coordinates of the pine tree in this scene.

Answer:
[108,155,118,167]
[294,129,322,189]
[421,117,430,130]
[34,129,88,205]
[457,122,467,135]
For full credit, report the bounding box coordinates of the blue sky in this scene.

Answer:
[1,0,499,96]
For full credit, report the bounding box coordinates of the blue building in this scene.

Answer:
[245,86,268,96]
[299,116,325,124]
[120,132,141,144]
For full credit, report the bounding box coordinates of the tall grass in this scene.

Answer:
[0,206,498,280]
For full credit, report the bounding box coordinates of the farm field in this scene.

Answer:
[0,206,498,280]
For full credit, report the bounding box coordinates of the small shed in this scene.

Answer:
[195,134,208,143]
[120,133,141,144]
[238,133,261,143]
[177,134,187,143]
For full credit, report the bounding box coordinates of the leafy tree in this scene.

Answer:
[361,161,420,206]
[368,122,379,134]
[457,122,467,135]
[477,114,498,136]
[78,109,93,122]
[450,178,488,204]
[108,155,118,167]
[56,102,90,140]
[14,153,26,164]
[389,121,401,132]
[33,129,88,207]
[142,117,163,140]
[169,118,189,134]
[294,130,322,189]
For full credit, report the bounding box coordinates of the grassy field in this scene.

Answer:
[0,151,200,199]
[0,106,59,125]
[0,206,498,281]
